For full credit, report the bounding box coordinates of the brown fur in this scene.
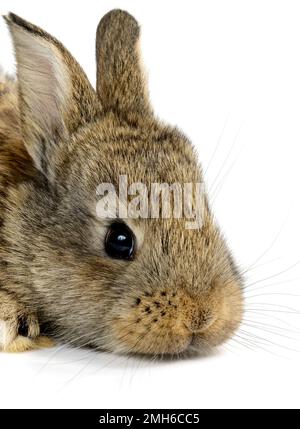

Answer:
[0,10,243,356]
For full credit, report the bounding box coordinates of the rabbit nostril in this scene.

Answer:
[186,311,216,334]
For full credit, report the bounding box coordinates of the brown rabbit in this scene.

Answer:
[0,10,243,355]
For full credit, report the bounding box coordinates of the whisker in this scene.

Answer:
[245,302,300,313]
[240,214,290,277]
[242,322,300,342]
[242,318,300,334]
[204,115,229,177]
[211,145,244,203]
[229,335,259,352]
[35,327,104,375]
[244,259,300,290]
[59,353,98,391]
[245,286,300,298]
[241,257,282,275]
[243,310,298,328]
[239,329,300,353]
[209,122,242,194]
[245,309,300,316]
[232,334,287,358]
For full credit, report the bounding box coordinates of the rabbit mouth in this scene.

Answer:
[110,312,230,357]
[109,330,216,357]
[186,332,217,356]
[109,285,243,356]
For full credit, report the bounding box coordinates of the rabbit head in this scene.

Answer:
[4,10,243,356]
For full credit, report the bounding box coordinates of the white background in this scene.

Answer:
[1,0,300,409]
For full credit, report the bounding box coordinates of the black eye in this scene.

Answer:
[105,222,135,260]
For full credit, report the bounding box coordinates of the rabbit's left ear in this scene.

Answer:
[4,13,100,174]
[96,10,152,120]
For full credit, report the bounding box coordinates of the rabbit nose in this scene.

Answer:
[185,309,216,334]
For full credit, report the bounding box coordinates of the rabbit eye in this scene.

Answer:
[105,222,135,260]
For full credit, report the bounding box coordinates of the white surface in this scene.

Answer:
[0,0,300,409]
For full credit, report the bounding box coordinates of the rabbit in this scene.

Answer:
[0,10,243,355]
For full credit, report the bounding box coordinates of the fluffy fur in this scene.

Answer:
[0,10,243,356]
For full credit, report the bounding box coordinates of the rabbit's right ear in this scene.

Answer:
[5,13,100,175]
[96,10,152,120]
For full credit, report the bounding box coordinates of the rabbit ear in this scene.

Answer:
[96,10,152,119]
[4,13,100,174]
